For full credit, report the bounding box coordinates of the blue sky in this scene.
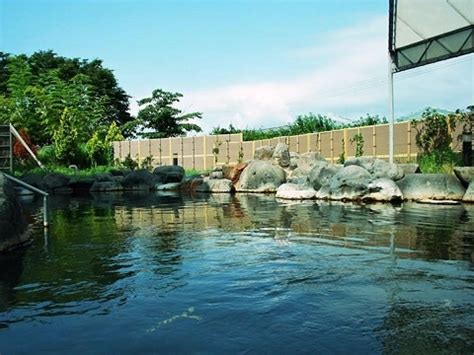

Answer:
[1,0,473,133]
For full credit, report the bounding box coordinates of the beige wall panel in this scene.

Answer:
[194,136,204,153]
[113,142,120,160]
[129,141,139,158]
[309,133,318,152]
[288,136,297,152]
[120,141,130,158]
[149,139,161,156]
[182,137,194,156]
[228,142,241,163]
[332,131,343,159]
[375,125,389,157]
[206,156,215,169]
[319,132,331,158]
[298,134,309,153]
[183,156,194,169]
[229,133,243,142]
[171,138,181,155]
[138,140,150,158]
[394,123,408,156]
[160,138,171,157]
[194,156,205,170]
[242,142,254,161]
[206,136,218,155]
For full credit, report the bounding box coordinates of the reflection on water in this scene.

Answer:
[0,192,473,353]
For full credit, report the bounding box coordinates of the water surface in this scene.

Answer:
[0,192,473,354]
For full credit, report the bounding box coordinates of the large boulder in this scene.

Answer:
[153,165,185,184]
[254,145,275,161]
[180,176,204,192]
[289,152,299,169]
[398,163,420,174]
[236,160,286,192]
[272,143,290,168]
[292,152,327,177]
[43,172,70,190]
[0,173,30,252]
[307,162,341,190]
[453,167,474,186]
[222,163,248,185]
[316,165,371,201]
[364,178,403,202]
[344,157,404,181]
[68,177,95,190]
[463,182,474,202]
[155,182,182,191]
[122,169,157,190]
[396,173,466,201]
[90,180,123,192]
[196,178,234,193]
[276,183,316,200]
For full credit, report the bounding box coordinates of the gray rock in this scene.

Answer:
[236,160,286,192]
[292,152,327,177]
[90,180,123,192]
[21,173,45,190]
[289,152,299,169]
[398,163,420,174]
[209,171,224,179]
[153,165,185,184]
[196,178,234,193]
[463,182,474,202]
[276,183,316,199]
[122,169,157,190]
[453,167,474,186]
[0,173,30,252]
[307,162,341,190]
[316,165,371,201]
[364,178,403,202]
[254,145,275,161]
[43,172,70,190]
[272,143,290,168]
[155,182,182,191]
[68,177,95,190]
[396,173,466,201]
[344,157,404,181]
[94,173,114,182]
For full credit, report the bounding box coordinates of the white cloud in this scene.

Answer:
[177,15,389,133]
[130,15,473,134]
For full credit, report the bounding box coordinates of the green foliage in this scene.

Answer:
[16,164,119,178]
[418,150,459,174]
[413,108,459,173]
[0,50,132,134]
[413,108,456,155]
[121,154,139,170]
[338,139,345,164]
[351,133,364,157]
[140,155,154,171]
[133,89,202,139]
[210,113,387,142]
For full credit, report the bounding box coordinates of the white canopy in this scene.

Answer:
[389,0,473,71]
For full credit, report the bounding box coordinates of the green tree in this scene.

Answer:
[134,89,202,138]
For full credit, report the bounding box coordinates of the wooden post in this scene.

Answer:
[192,136,196,170]
[169,137,173,165]
[203,136,207,171]
[372,125,377,158]
[181,137,184,167]
[343,128,348,158]
[307,134,310,153]
[138,140,141,167]
[252,141,256,159]
[407,121,412,161]
[330,131,334,163]
[296,135,300,153]
[318,133,321,154]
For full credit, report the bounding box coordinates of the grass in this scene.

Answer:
[14,165,118,178]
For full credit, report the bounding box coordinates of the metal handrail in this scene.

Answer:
[9,124,45,169]
[3,173,49,227]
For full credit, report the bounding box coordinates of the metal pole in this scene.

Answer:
[43,195,48,228]
[388,54,395,164]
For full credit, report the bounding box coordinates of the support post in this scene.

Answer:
[43,195,48,228]
[388,54,395,164]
